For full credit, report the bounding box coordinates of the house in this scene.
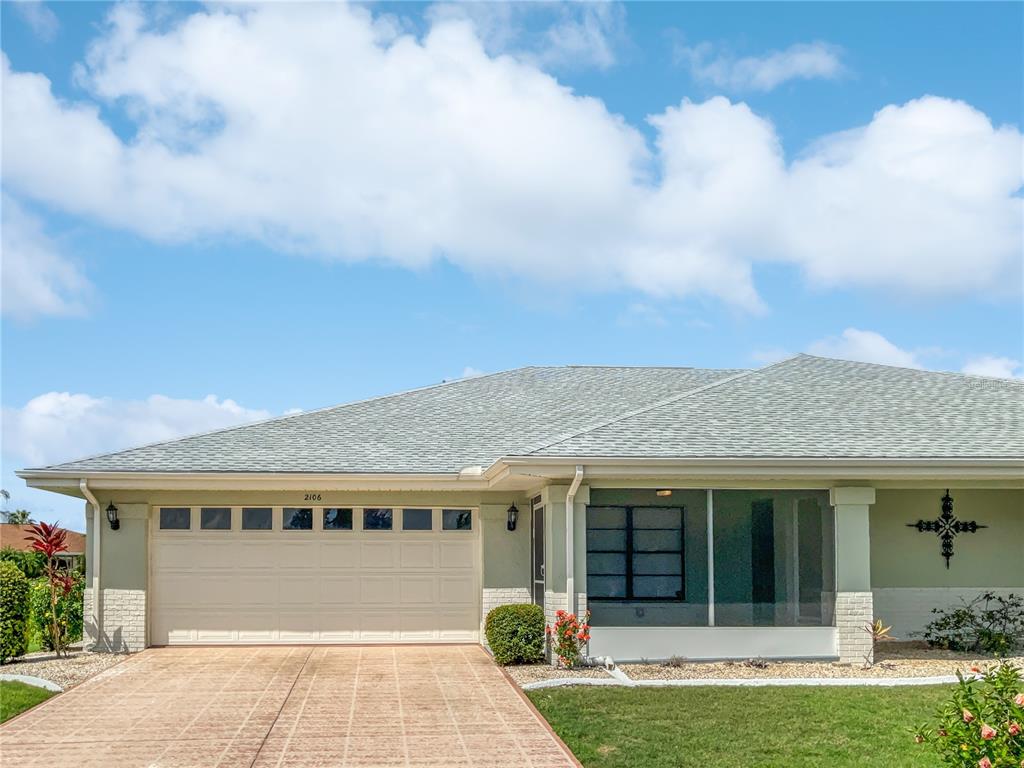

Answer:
[0,523,86,570]
[16,355,1024,663]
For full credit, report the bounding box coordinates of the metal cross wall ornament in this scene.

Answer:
[906,490,986,569]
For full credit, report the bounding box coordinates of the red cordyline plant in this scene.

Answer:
[546,609,591,668]
[25,522,74,657]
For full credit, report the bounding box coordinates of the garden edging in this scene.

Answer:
[0,673,63,692]
[520,673,972,690]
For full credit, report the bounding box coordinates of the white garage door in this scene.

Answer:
[151,506,480,645]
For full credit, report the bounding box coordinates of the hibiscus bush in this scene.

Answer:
[546,609,591,668]
[920,593,1024,657]
[913,661,1024,767]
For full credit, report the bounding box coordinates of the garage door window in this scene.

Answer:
[323,508,353,530]
[443,509,472,531]
[242,507,273,530]
[283,508,313,530]
[201,507,232,530]
[159,507,191,530]
[402,508,432,531]
[363,508,393,530]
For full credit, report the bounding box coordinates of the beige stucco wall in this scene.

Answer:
[870,489,1024,588]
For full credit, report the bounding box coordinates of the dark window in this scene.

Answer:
[402,508,432,530]
[586,506,684,601]
[282,507,313,530]
[201,507,232,530]
[159,507,191,530]
[363,508,393,530]
[323,508,353,530]
[242,507,273,530]
[442,509,472,531]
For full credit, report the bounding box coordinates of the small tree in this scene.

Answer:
[2,509,33,525]
[24,522,74,657]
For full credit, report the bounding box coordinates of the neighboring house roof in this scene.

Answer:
[0,524,86,554]
[26,356,1024,475]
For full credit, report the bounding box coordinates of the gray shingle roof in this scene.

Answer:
[39,366,741,473]
[529,355,1024,459]
[35,356,1024,474]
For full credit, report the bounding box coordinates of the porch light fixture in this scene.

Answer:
[656,489,673,497]
[506,503,518,532]
[105,502,120,531]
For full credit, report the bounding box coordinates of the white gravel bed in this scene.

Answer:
[0,650,131,690]
[504,663,615,686]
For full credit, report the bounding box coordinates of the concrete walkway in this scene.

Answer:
[0,646,579,768]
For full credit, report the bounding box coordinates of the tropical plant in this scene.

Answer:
[1,509,33,525]
[485,603,546,665]
[862,618,894,668]
[920,593,1024,657]
[23,522,74,657]
[546,609,591,668]
[0,547,46,579]
[29,573,84,650]
[913,661,1024,767]
[0,560,30,663]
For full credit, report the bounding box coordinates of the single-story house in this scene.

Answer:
[17,355,1023,663]
[0,523,86,570]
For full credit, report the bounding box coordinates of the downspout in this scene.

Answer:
[565,465,584,616]
[80,479,101,649]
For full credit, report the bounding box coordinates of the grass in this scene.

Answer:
[0,681,55,723]
[528,684,952,768]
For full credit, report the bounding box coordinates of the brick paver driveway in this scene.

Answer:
[0,646,578,768]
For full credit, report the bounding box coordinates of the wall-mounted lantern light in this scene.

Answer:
[106,502,120,531]
[506,503,518,532]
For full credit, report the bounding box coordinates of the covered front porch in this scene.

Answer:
[531,481,1023,664]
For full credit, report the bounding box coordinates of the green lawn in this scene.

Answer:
[0,681,56,723]
[528,684,951,768]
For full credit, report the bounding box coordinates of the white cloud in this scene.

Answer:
[426,2,624,71]
[11,1,59,42]
[460,366,485,379]
[961,355,1024,380]
[677,41,844,92]
[1,4,1021,312]
[1,195,92,320]
[808,328,923,368]
[2,392,272,467]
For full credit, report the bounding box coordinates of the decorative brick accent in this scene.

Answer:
[836,591,873,664]
[481,588,532,621]
[83,587,146,652]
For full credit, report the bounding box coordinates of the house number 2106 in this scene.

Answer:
[304,493,322,502]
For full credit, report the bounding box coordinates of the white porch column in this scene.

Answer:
[831,486,875,664]
[540,483,590,665]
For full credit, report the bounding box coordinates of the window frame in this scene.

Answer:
[586,505,685,603]
[241,507,274,531]
[281,507,314,531]
[441,509,473,531]
[322,507,353,531]
[362,507,394,531]
[158,507,192,531]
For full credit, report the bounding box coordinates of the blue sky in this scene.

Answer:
[2,1,1022,528]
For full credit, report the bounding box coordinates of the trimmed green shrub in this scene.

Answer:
[0,561,29,663]
[29,572,84,651]
[0,547,45,579]
[485,603,545,665]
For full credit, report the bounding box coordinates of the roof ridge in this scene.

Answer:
[798,353,1024,385]
[36,366,535,470]
[519,357,798,457]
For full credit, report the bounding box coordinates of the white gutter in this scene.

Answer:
[565,465,584,616]
[79,479,101,647]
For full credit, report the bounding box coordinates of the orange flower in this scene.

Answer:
[978,758,992,768]
[1015,693,1024,707]
[980,724,997,740]
[963,709,976,723]
[1008,722,1021,736]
